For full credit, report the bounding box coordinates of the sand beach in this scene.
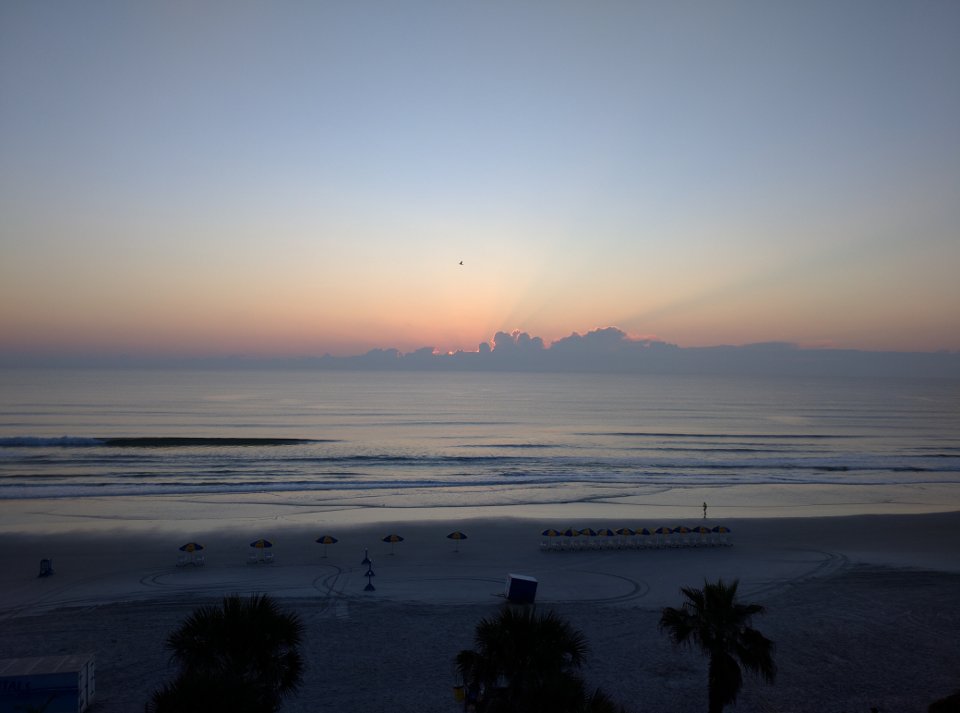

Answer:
[1,498,959,713]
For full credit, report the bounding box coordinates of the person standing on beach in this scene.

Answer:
[703,502,707,519]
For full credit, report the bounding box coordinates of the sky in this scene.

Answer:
[1,1,959,361]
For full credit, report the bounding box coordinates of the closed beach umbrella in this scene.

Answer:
[446,531,468,552]
[383,534,404,555]
[315,535,338,557]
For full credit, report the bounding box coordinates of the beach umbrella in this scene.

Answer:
[541,529,562,537]
[579,528,599,549]
[446,531,468,552]
[615,527,635,536]
[315,535,338,557]
[636,528,652,536]
[690,525,711,545]
[673,526,691,533]
[249,538,273,563]
[711,525,732,545]
[561,528,580,549]
[594,527,616,548]
[654,526,673,545]
[382,534,404,555]
[177,541,204,565]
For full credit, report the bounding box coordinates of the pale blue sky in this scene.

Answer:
[1,1,958,358]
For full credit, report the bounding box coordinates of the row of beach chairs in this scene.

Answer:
[539,525,732,551]
[176,553,206,567]
[177,551,277,566]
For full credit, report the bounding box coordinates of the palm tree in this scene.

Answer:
[456,606,598,713]
[151,593,304,713]
[659,579,776,713]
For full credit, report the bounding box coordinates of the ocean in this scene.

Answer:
[1,369,958,516]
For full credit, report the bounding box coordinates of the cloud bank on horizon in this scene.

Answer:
[318,326,960,378]
[11,326,955,379]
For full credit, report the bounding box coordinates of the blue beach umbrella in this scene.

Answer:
[446,531,468,552]
[615,527,635,547]
[178,541,205,565]
[711,525,732,545]
[382,534,404,555]
[315,535,338,557]
[249,538,273,563]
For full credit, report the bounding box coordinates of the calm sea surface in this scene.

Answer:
[1,369,958,507]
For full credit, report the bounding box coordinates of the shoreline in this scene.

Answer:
[3,479,959,537]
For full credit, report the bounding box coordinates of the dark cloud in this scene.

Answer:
[4,328,958,377]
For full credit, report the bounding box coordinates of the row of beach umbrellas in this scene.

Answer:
[177,530,471,560]
[541,525,732,548]
[542,525,731,537]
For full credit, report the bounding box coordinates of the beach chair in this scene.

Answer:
[247,551,260,564]
[263,551,275,563]
[176,554,189,567]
